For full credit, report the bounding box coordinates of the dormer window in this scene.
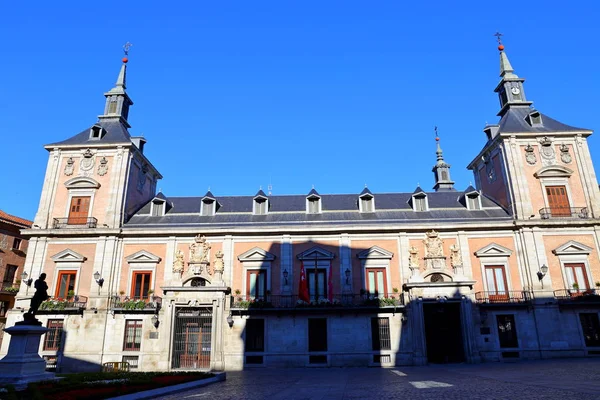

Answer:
[412,193,428,212]
[89,125,105,140]
[254,197,268,215]
[526,111,543,127]
[307,196,321,214]
[151,200,165,216]
[201,199,215,216]
[359,195,374,213]
[466,192,481,210]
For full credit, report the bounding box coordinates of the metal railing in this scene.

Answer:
[475,291,531,304]
[53,217,98,229]
[39,295,88,312]
[109,295,162,311]
[539,207,589,219]
[554,288,600,300]
[231,293,403,309]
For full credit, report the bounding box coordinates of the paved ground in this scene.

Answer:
[156,358,600,400]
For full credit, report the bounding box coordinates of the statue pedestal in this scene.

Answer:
[0,324,57,389]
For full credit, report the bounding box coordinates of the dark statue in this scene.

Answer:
[18,273,50,325]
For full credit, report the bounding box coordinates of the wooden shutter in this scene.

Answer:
[68,196,90,224]
[546,186,570,216]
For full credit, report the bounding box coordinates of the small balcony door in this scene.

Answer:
[246,270,267,300]
[307,269,327,301]
[366,268,387,296]
[68,196,91,225]
[564,263,589,292]
[485,265,508,302]
[546,186,571,217]
[131,272,152,300]
[56,271,77,298]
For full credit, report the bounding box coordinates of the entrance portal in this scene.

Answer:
[172,307,212,369]
[423,302,465,363]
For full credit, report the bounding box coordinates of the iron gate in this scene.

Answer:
[172,307,213,369]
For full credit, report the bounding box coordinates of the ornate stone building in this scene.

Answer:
[2,43,600,372]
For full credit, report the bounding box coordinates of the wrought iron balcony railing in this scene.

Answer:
[554,288,600,301]
[38,295,88,313]
[231,293,403,310]
[109,295,162,312]
[539,207,589,219]
[475,291,531,304]
[52,217,98,229]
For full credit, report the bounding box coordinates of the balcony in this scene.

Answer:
[554,289,600,305]
[52,217,98,229]
[109,295,162,313]
[475,291,531,305]
[231,293,403,313]
[38,295,88,314]
[0,285,19,296]
[539,207,589,220]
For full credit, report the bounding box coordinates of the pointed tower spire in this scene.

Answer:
[98,42,134,128]
[432,126,455,192]
[493,33,532,115]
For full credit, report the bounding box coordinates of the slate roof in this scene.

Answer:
[125,190,511,229]
[45,120,132,147]
[498,107,590,134]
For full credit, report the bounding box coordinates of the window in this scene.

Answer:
[55,271,77,298]
[499,87,508,107]
[3,265,18,286]
[201,200,215,216]
[0,301,9,317]
[564,263,589,291]
[366,268,387,295]
[43,320,64,351]
[90,125,105,139]
[12,238,21,250]
[497,315,518,348]
[151,201,164,216]
[361,197,374,212]
[308,318,327,352]
[246,270,267,299]
[546,186,571,217]
[108,98,118,114]
[308,198,320,214]
[413,195,427,211]
[122,355,139,369]
[371,317,391,350]
[131,272,152,299]
[254,198,267,215]
[123,320,143,351]
[467,194,480,210]
[579,313,600,347]
[245,319,265,352]
[307,269,327,301]
[485,265,508,300]
[68,196,91,225]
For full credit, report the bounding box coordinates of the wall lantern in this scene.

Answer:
[93,271,104,287]
[151,314,159,328]
[226,313,234,328]
[21,271,33,287]
[345,268,351,284]
[283,269,289,285]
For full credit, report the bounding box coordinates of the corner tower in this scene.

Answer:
[432,128,455,192]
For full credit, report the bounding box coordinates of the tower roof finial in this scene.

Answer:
[494,32,517,79]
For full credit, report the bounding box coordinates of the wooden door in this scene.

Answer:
[485,265,509,302]
[546,186,570,217]
[68,196,90,224]
[366,268,387,295]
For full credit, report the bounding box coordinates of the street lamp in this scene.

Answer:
[93,271,104,287]
[283,269,288,285]
[21,271,33,287]
[345,268,351,285]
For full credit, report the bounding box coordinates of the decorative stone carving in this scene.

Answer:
[190,234,211,264]
[137,164,147,191]
[409,246,419,267]
[97,157,108,176]
[64,157,75,176]
[173,249,185,273]
[524,145,537,165]
[213,250,224,272]
[559,144,572,164]
[449,244,462,267]
[484,155,496,183]
[539,136,556,167]
[79,149,95,176]
[424,230,443,258]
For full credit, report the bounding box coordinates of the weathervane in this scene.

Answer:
[493,32,503,45]
[434,126,438,139]
[123,42,133,56]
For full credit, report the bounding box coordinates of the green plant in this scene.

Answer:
[147,289,154,295]
[119,290,125,296]
[234,289,241,295]
[3,286,19,294]
[595,281,600,288]
[392,287,399,293]
[379,297,398,307]
[68,290,75,298]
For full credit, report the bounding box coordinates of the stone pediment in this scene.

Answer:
[533,165,573,179]
[553,240,593,256]
[357,246,393,260]
[474,243,513,258]
[297,246,335,260]
[126,250,162,263]
[64,176,101,189]
[237,247,276,262]
[51,249,87,262]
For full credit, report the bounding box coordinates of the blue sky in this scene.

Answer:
[1,1,598,220]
